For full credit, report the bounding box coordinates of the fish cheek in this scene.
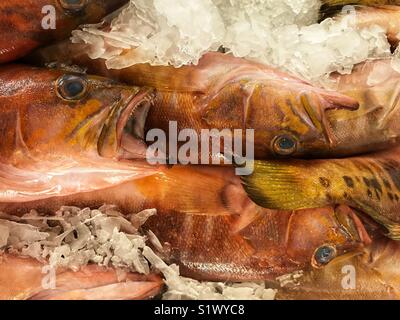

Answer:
[285,209,337,265]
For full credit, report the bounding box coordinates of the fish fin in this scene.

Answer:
[135,166,238,216]
[241,160,328,210]
[320,91,359,111]
[383,224,400,241]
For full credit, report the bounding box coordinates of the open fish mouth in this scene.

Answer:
[117,88,154,160]
[98,87,155,160]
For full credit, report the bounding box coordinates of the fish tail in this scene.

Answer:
[241,160,329,210]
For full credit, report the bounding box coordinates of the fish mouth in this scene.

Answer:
[97,87,154,160]
[116,88,154,160]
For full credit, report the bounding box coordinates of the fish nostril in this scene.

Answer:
[313,245,337,266]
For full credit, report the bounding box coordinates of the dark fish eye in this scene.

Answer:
[313,245,337,266]
[56,74,88,101]
[272,134,297,156]
[59,0,86,12]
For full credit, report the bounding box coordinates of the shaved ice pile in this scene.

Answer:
[0,206,276,300]
[72,0,391,82]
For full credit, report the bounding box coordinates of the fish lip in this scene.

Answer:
[116,88,154,159]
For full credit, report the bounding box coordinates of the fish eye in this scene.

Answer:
[272,134,298,156]
[56,74,88,101]
[313,245,337,267]
[59,0,86,12]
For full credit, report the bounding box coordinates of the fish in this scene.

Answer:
[29,44,360,160]
[0,254,163,300]
[276,234,400,300]
[241,146,400,240]
[0,166,368,282]
[323,58,400,156]
[0,0,128,63]
[322,0,400,7]
[331,5,400,46]
[0,64,157,202]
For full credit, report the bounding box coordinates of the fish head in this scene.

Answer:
[205,79,359,158]
[286,206,367,269]
[1,65,153,162]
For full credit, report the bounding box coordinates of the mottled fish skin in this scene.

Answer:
[276,234,400,300]
[29,43,360,160]
[0,65,156,202]
[0,166,365,282]
[0,254,163,300]
[0,0,128,64]
[242,146,400,240]
[323,59,400,156]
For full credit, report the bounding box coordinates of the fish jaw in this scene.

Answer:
[97,87,155,160]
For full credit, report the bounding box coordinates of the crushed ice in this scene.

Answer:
[72,0,392,82]
[0,206,276,300]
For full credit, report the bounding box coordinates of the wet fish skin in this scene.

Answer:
[322,0,400,7]
[0,166,366,282]
[241,146,400,240]
[0,0,128,64]
[332,5,400,46]
[0,64,156,202]
[276,235,400,300]
[324,59,400,156]
[29,44,360,159]
[0,254,163,300]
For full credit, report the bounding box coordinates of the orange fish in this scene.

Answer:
[242,146,400,240]
[0,166,368,282]
[0,254,163,300]
[277,234,400,300]
[0,65,157,202]
[0,0,128,63]
[325,58,400,156]
[30,44,360,160]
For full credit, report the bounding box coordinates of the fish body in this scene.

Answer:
[323,0,400,4]
[0,0,128,63]
[242,146,400,240]
[0,65,156,202]
[277,235,400,300]
[323,59,400,156]
[0,166,366,282]
[0,254,162,300]
[30,45,360,159]
[332,5,400,46]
